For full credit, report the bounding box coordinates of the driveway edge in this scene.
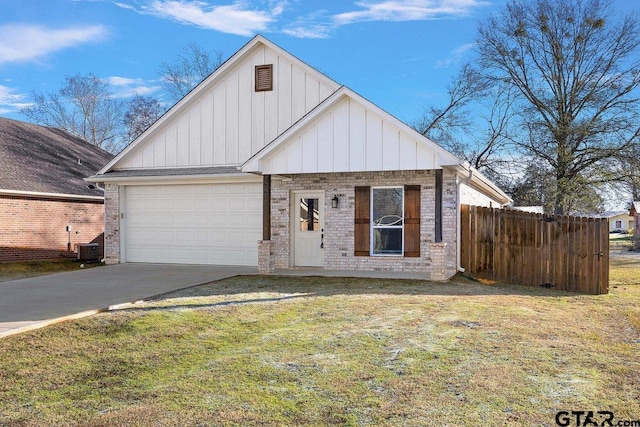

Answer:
[0,308,108,339]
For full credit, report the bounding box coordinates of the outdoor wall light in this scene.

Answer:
[332,195,339,208]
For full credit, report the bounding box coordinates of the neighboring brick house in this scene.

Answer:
[631,202,640,237]
[88,35,511,280]
[0,117,113,262]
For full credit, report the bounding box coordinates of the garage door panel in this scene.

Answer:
[192,214,210,227]
[124,182,261,266]
[210,213,228,225]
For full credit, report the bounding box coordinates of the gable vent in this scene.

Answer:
[255,64,273,92]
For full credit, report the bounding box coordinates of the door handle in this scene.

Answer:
[321,228,324,249]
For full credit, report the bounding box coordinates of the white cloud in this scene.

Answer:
[434,42,475,68]
[333,0,488,25]
[140,0,281,36]
[282,25,331,39]
[0,24,109,65]
[107,76,163,98]
[0,85,29,113]
[280,0,487,39]
[113,1,136,10]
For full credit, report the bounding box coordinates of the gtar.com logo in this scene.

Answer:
[555,411,640,427]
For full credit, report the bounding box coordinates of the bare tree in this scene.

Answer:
[123,95,163,142]
[414,64,487,142]
[476,0,640,214]
[21,73,124,153]
[158,43,224,102]
[413,65,518,180]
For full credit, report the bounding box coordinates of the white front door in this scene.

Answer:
[293,192,324,267]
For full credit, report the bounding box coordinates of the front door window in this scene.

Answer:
[299,198,319,231]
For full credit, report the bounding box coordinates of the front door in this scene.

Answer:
[293,192,324,267]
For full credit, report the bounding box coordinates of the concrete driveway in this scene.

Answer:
[0,263,257,337]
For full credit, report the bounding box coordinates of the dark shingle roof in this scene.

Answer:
[0,117,114,197]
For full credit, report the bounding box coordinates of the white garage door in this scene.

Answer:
[124,182,262,265]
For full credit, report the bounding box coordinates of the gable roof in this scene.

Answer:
[241,86,461,174]
[241,86,511,205]
[0,117,113,199]
[95,34,341,176]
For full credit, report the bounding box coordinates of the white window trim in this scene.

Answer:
[370,186,404,256]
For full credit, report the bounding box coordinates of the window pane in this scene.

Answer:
[373,228,403,255]
[299,198,319,231]
[372,188,403,226]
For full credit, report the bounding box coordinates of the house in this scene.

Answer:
[631,202,640,236]
[0,117,113,262]
[604,210,635,233]
[574,210,634,233]
[87,36,511,280]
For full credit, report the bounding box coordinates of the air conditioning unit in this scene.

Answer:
[76,243,99,262]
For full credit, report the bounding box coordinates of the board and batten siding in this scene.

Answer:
[258,97,442,175]
[118,44,339,169]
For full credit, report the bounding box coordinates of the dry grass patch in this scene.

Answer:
[1,271,639,426]
[0,259,102,282]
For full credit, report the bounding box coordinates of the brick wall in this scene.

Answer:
[270,170,460,280]
[103,183,121,265]
[460,182,499,208]
[0,194,105,262]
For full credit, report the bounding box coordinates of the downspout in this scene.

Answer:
[456,166,473,272]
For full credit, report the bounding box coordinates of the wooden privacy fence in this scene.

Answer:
[460,205,609,294]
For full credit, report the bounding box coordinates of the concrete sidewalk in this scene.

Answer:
[0,263,257,338]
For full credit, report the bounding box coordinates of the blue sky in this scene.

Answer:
[0,0,637,126]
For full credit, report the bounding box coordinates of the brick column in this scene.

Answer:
[104,183,120,265]
[430,242,448,281]
[258,240,275,274]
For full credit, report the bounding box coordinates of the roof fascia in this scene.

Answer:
[86,172,261,185]
[98,35,341,175]
[0,189,104,202]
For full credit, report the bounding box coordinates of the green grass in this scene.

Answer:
[0,258,102,282]
[1,264,639,426]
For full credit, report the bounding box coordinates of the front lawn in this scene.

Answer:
[1,263,638,426]
[0,258,102,282]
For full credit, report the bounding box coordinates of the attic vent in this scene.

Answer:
[255,64,273,92]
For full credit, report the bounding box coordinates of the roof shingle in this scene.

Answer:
[0,117,114,197]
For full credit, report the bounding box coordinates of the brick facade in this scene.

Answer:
[460,182,498,208]
[103,171,502,275]
[267,170,459,280]
[103,183,121,265]
[0,194,105,262]
[258,240,275,273]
